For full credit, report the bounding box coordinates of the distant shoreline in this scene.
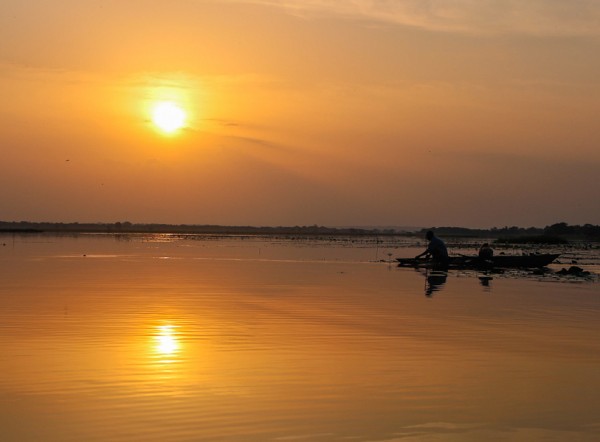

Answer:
[1,221,598,241]
[0,222,400,236]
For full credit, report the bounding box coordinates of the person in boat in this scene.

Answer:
[478,243,494,260]
[415,230,449,268]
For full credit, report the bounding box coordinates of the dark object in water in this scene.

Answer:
[479,275,493,287]
[556,266,591,277]
[397,253,560,269]
[426,271,447,296]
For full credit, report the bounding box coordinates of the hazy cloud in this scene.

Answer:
[235,0,600,36]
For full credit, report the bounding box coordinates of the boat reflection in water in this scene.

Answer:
[418,269,494,296]
[479,275,494,290]
[418,269,448,296]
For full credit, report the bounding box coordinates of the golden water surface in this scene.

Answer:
[0,234,599,441]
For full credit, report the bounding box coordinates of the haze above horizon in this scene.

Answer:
[2,1,599,228]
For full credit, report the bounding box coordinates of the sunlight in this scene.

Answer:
[152,101,187,134]
[155,325,179,355]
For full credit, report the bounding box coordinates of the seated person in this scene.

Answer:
[478,243,494,260]
[415,231,449,268]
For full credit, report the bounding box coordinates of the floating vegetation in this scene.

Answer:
[494,235,569,245]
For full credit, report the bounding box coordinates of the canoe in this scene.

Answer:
[397,253,560,269]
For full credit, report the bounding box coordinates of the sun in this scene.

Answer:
[151,101,187,134]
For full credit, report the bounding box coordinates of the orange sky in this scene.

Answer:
[1,1,599,228]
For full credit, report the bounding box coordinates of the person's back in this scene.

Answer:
[478,243,494,260]
[415,231,449,268]
[428,235,448,261]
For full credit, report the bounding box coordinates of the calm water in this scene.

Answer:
[1,234,599,441]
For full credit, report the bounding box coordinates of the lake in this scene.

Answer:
[1,233,599,441]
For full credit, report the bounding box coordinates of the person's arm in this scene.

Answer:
[416,241,435,259]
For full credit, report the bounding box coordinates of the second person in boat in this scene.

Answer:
[478,243,494,260]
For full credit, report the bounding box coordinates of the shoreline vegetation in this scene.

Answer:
[0,221,599,242]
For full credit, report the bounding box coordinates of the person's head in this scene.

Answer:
[482,243,489,248]
[426,230,434,240]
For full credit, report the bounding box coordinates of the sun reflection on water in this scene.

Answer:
[154,325,180,359]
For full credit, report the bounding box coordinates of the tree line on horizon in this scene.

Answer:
[1,220,599,240]
[421,222,600,241]
[0,221,380,236]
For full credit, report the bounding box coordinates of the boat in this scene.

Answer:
[397,253,560,269]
